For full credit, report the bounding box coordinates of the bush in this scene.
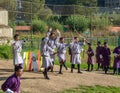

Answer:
[32,20,47,33]
[47,21,63,31]
[17,20,26,26]
[0,45,13,59]
[66,15,90,32]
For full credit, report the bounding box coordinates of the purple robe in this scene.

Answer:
[101,47,111,66]
[1,73,20,93]
[96,46,102,63]
[113,46,120,68]
[87,46,94,64]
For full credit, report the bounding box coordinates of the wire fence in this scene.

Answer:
[0,0,120,49]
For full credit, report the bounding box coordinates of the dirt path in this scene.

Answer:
[0,60,120,93]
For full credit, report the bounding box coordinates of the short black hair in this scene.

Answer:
[41,37,45,41]
[74,37,78,39]
[60,37,64,41]
[97,41,101,44]
[14,34,19,40]
[50,32,55,37]
[88,43,91,45]
[104,42,107,45]
[15,65,23,72]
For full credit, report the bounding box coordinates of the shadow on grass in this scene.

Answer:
[0,76,8,81]
[0,69,14,72]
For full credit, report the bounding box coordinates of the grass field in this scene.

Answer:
[1,86,120,93]
[61,85,120,93]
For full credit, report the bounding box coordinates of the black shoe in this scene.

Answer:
[45,76,50,80]
[59,72,63,74]
[65,67,68,70]
[71,70,73,73]
[78,71,82,73]
[51,70,54,72]
[43,72,46,78]
[86,69,90,71]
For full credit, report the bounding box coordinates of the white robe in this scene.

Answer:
[47,32,61,62]
[57,43,68,62]
[12,40,24,65]
[41,37,54,68]
[70,42,83,64]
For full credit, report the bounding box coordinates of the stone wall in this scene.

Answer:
[0,9,13,42]
[0,10,8,25]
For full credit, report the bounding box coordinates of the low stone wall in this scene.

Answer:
[0,26,13,38]
[0,10,8,25]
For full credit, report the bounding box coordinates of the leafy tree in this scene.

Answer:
[32,19,47,33]
[0,0,17,21]
[66,15,90,32]
[47,21,63,31]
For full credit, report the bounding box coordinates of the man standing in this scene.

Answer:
[87,43,94,71]
[1,66,23,93]
[47,28,61,72]
[113,46,120,74]
[101,42,111,74]
[70,37,84,73]
[57,37,68,74]
[11,34,25,67]
[96,41,103,70]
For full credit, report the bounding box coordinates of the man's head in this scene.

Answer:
[74,37,78,43]
[60,37,64,43]
[14,34,19,41]
[50,32,55,39]
[104,42,108,47]
[97,41,101,46]
[88,43,91,46]
[15,65,23,77]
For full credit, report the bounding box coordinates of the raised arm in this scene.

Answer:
[55,29,61,45]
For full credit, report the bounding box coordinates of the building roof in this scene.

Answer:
[108,26,120,32]
[15,26,31,31]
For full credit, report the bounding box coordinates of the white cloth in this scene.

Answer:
[70,42,83,64]
[99,54,103,59]
[57,43,68,62]
[72,54,81,64]
[12,40,24,65]
[6,89,13,93]
[42,56,53,68]
[58,53,66,62]
[41,37,54,68]
[114,53,118,57]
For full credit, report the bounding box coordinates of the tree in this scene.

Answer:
[32,19,47,33]
[0,0,17,21]
[66,15,90,32]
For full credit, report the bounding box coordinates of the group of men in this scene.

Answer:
[41,27,120,79]
[1,27,120,92]
[96,41,120,74]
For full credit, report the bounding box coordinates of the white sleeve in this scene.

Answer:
[114,53,118,57]
[99,54,103,59]
[6,89,14,93]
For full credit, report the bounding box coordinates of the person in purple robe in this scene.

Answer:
[1,66,23,93]
[96,41,103,70]
[87,43,94,71]
[113,46,120,75]
[101,42,111,74]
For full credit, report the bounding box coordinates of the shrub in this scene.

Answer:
[17,20,26,26]
[32,20,47,33]
[47,21,63,31]
[66,15,90,32]
[0,45,13,59]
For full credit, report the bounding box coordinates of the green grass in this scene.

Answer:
[61,85,120,93]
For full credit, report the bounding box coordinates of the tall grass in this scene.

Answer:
[0,45,13,59]
[61,85,120,93]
